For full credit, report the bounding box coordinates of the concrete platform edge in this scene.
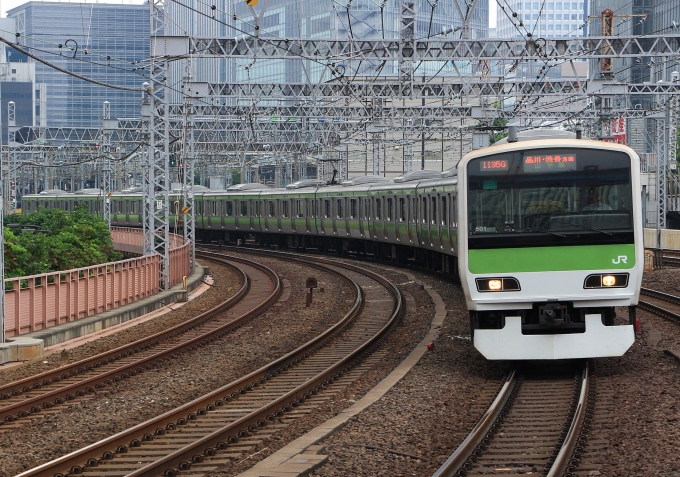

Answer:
[0,264,206,365]
[236,270,447,477]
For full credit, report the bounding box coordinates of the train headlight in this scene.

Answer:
[476,277,521,292]
[584,273,629,289]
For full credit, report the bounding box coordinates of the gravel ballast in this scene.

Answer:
[0,253,353,476]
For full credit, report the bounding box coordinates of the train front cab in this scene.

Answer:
[459,140,641,360]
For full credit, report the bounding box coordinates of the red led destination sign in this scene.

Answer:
[479,159,509,172]
[523,154,576,173]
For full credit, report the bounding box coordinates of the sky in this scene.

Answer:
[1,0,499,26]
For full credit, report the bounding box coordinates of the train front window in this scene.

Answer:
[467,148,634,249]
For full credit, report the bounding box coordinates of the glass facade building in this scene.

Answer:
[167,0,488,91]
[496,1,589,38]
[8,2,149,128]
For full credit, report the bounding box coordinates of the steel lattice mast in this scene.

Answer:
[146,0,172,290]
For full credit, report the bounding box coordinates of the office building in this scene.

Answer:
[8,2,149,128]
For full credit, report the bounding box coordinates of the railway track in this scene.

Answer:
[433,362,589,477]
[16,248,404,477]
[639,287,680,324]
[0,252,281,428]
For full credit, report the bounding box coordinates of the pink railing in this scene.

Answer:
[4,228,191,338]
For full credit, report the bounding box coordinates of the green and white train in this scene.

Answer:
[22,134,643,360]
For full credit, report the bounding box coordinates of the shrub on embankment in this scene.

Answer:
[3,206,123,278]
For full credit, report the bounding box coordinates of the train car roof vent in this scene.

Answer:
[286,179,326,190]
[226,183,271,192]
[342,175,391,187]
[393,170,442,183]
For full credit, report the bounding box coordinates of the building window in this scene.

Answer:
[533,13,538,19]
[524,2,530,8]
[532,2,538,8]
[548,24,553,29]
[35,89,40,99]
[548,2,554,7]
[555,2,561,8]
[556,24,562,30]
[571,14,577,20]
[524,13,530,20]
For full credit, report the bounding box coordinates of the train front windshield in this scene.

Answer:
[467,148,634,249]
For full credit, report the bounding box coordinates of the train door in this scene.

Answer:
[305,198,312,233]
[333,197,340,235]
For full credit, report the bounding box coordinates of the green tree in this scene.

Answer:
[4,206,122,278]
[231,168,241,185]
[489,120,509,145]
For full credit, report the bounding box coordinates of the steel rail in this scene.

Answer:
[546,361,590,477]
[431,370,517,477]
[0,254,246,400]
[16,249,386,477]
[0,254,274,425]
[432,362,588,477]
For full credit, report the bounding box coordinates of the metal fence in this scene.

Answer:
[4,228,190,338]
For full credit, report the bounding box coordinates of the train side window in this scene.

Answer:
[386,198,393,222]
[399,198,406,222]
[296,200,304,218]
[451,196,457,226]
[118,201,124,213]
[240,201,248,216]
[255,201,261,217]
[267,201,274,217]
[212,201,218,216]
[282,200,289,218]
[364,198,370,220]
[337,199,344,219]
[441,197,447,226]
[412,197,418,223]
[375,197,382,220]
[226,201,233,216]
[431,197,437,225]
[350,199,357,219]
[421,197,427,224]
[324,199,331,219]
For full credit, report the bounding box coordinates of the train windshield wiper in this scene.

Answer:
[556,221,613,236]
[517,227,567,238]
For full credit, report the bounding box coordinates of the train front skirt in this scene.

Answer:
[474,315,635,360]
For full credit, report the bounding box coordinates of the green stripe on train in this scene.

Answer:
[468,244,636,273]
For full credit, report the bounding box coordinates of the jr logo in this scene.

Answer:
[612,255,628,264]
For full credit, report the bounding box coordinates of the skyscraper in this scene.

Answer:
[8,2,149,128]
[167,0,489,90]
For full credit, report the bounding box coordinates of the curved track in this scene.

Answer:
[639,287,680,324]
[0,252,280,428]
[433,362,589,477]
[16,248,404,477]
